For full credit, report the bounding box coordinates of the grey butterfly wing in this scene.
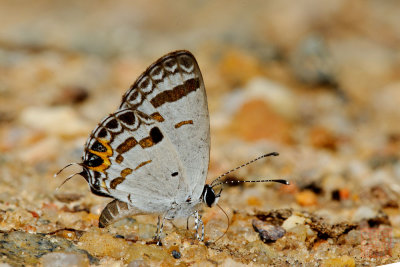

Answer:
[118,50,210,203]
[81,51,210,214]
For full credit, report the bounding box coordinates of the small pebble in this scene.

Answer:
[331,188,350,201]
[345,230,362,246]
[373,82,400,128]
[245,77,297,119]
[331,190,341,201]
[252,219,286,243]
[309,126,338,150]
[41,252,89,267]
[247,196,262,206]
[171,250,181,259]
[54,193,83,203]
[19,106,90,137]
[296,190,318,206]
[19,137,59,164]
[282,215,306,231]
[219,49,261,86]
[127,260,149,267]
[320,255,355,267]
[290,35,336,86]
[352,206,378,222]
[52,86,89,105]
[229,99,291,143]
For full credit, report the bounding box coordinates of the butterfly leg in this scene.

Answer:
[154,215,165,246]
[186,216,190,230]
[193,210,204,241]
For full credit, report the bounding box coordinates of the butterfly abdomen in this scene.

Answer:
[99,199,143,228]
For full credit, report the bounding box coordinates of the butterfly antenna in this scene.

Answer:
[212,179,289,188]
[212,203,230,243]
[210,152,280,187]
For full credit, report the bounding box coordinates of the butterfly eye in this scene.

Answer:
[171,172,178,177]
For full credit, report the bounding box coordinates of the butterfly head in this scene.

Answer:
[202,152,289,209]
[201,184,222,208]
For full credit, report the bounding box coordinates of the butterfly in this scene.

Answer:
[56,50,288,245]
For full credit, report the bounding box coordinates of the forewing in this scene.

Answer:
[119,50,210,200]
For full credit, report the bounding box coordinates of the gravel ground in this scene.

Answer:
[1,1,400,266]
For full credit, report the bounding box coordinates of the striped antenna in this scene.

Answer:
[210,152,281,187]
[211,178,289,188]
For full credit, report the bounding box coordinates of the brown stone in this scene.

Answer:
[228,99,292,143]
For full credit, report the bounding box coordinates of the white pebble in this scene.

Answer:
[41,252,89,267]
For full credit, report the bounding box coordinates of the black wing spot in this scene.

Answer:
[150,127,163,144]
[97,128,108,138]
[91,140,107,152]
[118,111,135,125]
[106,118,118,129]
[85,153,103,167]
[171,172,178,177]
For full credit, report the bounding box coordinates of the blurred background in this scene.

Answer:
[0,0,400,265]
